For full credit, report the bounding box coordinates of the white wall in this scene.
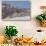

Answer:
[0,0,46,41]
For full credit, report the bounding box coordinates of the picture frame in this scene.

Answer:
[2,0,31,21]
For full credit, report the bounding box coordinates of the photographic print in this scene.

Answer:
[2,0,31,21]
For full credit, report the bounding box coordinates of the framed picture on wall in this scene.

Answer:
[2,0,31,21]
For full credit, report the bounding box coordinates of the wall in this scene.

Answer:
[0,0,46,41]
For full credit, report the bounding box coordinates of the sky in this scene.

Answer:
[2,1,31,9]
